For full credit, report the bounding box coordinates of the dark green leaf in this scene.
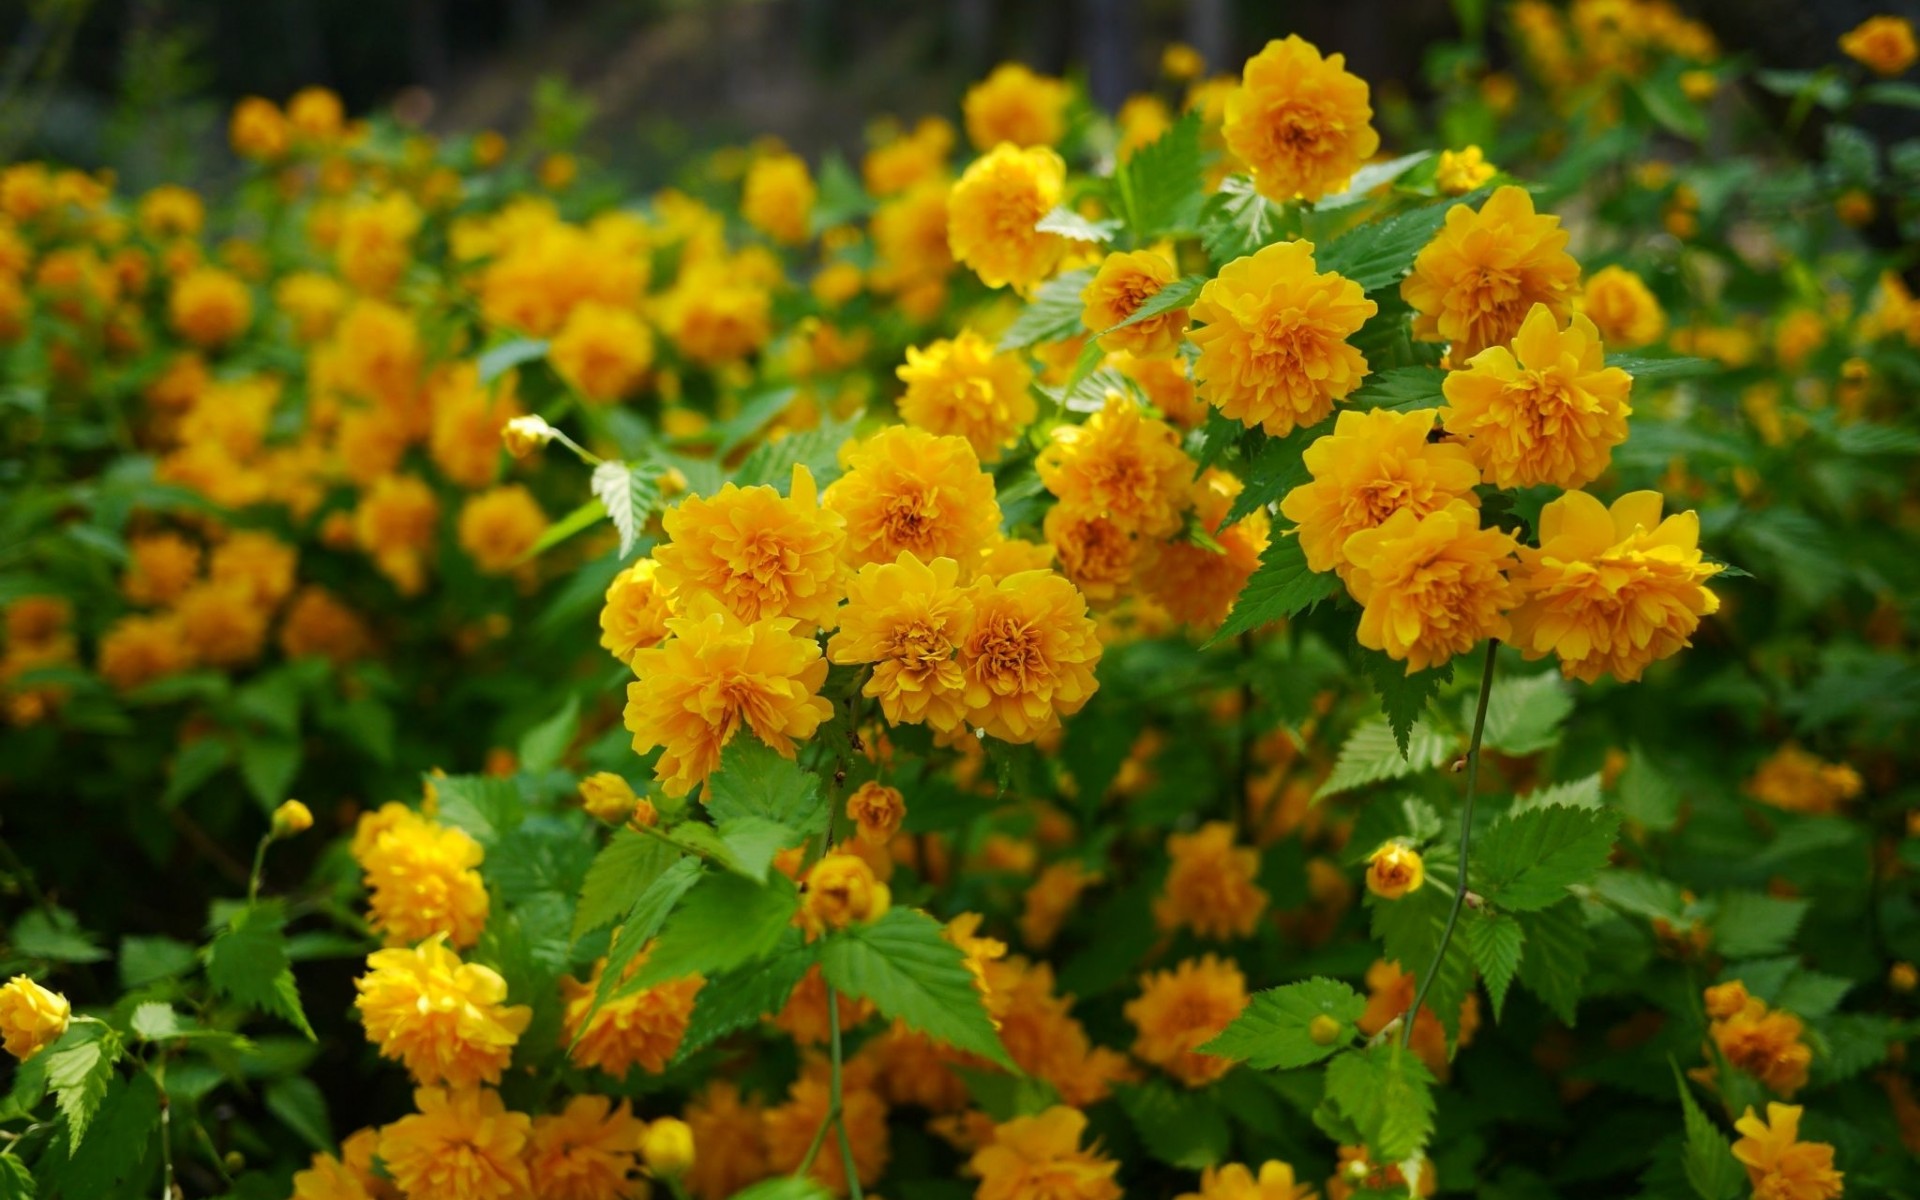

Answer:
[624,872,798,993]
[819,907,1011,1068]
[704,734,829,836]
[1205,535,1340,647]
[1462,911,1525,1021]
[204,902,313,1039]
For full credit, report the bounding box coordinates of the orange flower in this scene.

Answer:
[822,425,1001,569]
[1343,503,1520,674]
[1223,35,1380,202]
[1744,745,1863,816]
[377,1087,532,1200]
[1401,185,1580,359]
[1714,1000,1812,1097]
[1155,822,1269,940]
[1020,860,1099,950]
[354,936,532,1088]
[1082,249,1188,358]
[457,485,547,575]
[526,1095,646,1200]
[654,464,847,629]
[801,851,892,936]
[763,1058,891,1195]
[1356,959,1479,1081]
[947,142,1068,293]
[1038,395,1194,538]
[1179,1160,1318,1200]
[685,1081,772,1200]
[1579,264,1666,349]
[1126,956,1248,1087]
[971,1107,1121,1200]
[896,329,1036,463]
[847,781,907,844]
[598,558,675,665]
[168,266,252,348]
[1365,842,1425,899]
[1732,1104,1844,1200]
[561,949,702,1078]
[1138,469,1272,630]
[1840,15,1917,76]
[958,569,1102,743]
[549,302,653,403]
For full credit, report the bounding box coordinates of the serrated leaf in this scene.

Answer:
[45,1022,121,1153]
[623,871,798,993]
[204,902,313,1039]
[703,734,829,836]
[1319,191,1487,292]
[1118,112,1207,238]
[118,935,196,989]
[1710,892,1807,958]
[1473,805,1616,912]
[10,908,108,964]
[1325,1043,1436,1162]
[1616,748,1680,831]
[1220,424,1315,530]
[433,774,524,847]
[734,413,860,490]
[0,1155,32,1198]
[1347,366,1448,412]
[819,907,1012,1068]
[1315,150,1434,209]
[1356,649,1452,756]
[266,1075,334,1154]
[130,1002,183,1041]
[590,460,661,559]
[1035,206,1120,243]
[675,930,817,1062]
[1200,175,1284,266]
[572,830,680,943]
[998,268,1095,350]
[732,1179,836,1200]
[1316,719,1452,800]
[1515,900,1591,1024]
[1094,273,1206,338]
[1205,535,1340,647]
[1200,977,1366,1069]
[584,857,703,1026]
[714,816,800,883]
[1476,671,1572,756]
[1117,1080,1232,1169]
[1462,911,1524,1021]
[1673,1062,1745,1200]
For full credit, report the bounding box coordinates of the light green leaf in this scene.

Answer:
[715,816,801,883]
[1673,1062,1745,1200]
[118,935,196,989]
[1462,911,1524,1021]
[819,907,1012,1068]
[1356,648,1453,758]
[204,902,313,1039]
[1476,671,1572,756]
[1604,353,1715,381]
[1200,977,1366,1069]
[590,459,662,559]
[0,1154,33,1198]
[571,830,680,943]
[624,872,799,993]
[703,735,829,836]
[1472,805,1617,912]
[1320,191,1486,292]
[1316,150,1434,208]
[732,1179,836,1200]
[129,1002,183,1041]
[521,497,607,561]
[585,857,703,1025]
[45,1022,122,1153]
[1118,112,1207,238]
[1316,719,1452,800]
[477,337,549,383]
[1617,748,1681,831]
[434,775,525,847]
[1324,1043,1436,1162]
[1200,175,1283,266]
[1205,535,1341,647]
[517,695,580,773]
[1094,274,1206,340]
[11,908,108,964]
[1513,774,1603,813]
[733,413,861,491]
[1036,206,1120,243]
[998,269,1095,351]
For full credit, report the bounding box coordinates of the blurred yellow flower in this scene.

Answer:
[743,151,816,246]
[1082,249,1188,358]
[1840,15,1917,76]
[963,63,1070,150]
[947,142,1068,292]
[1126,955,1248,1087]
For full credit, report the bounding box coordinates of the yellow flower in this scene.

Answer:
[1344,503,1520,674]
[1117,94,1175,158]
[1441,304,1632,490]
[847,780,907,844]
[502,414,556,459]
[1745,744,1863,816]
[827,551,974,732]
[577,773,639,825]
[661,260,772,366]
[355,805,491,949]
[686,1081,770,1199]
[98,613,195,691]
[959,569,1102,743]
[763,1058,891,1194]
[1179,1160,1318,1200]
[1020,860,1098,950]
[624,598,833,798]
[275,271,349,343]
[1365,842,1425,899]
[287,86,345,143]
[823,425,1002,569]
[457,485,547,576]
[947,142,1068,292]
[428,365,522,489]
[1402,185,1580,359]
[895,329,1037,463]
[1279,407,1481,579]
[1082,249,1188,358]
[1038,395,1194,537]
[1223,36,1380,203]
[137,184,205,238]
[527,1095,647,1200]
[209,530,297,609]
[0,976,69,1060]
[1732,1104,1844,1200]
[335,192,422,296]
[1509,490,1722,684]
[963,63,1070,150]
[1435,145,1497,195]
[1712,997,1813,1098]
[561,948,702,1077]
[970,1107,1121,1200]
[870,179,954,298]
[1155,821,1269,939]
[176,581,269,668]
[1163,42,1206,81]
[599,558,675,665]
[1125,955,1248,1087]
[743,152,817,246]
[654,464,846,629]
[272,799,314,837]
[377,1087,532,1200]
[864,116,954,196]
[279,586,374,665]
[1043,505,1138,606]
[168,266,252,348]
[1190,239,1377,437]
[1578,264,1666,349]
[801,851,892,936]
[549,303,653,403]
[1841,15,1917,76]
[355,936,532,1089]
[121,532,202,607]
[230,96,289,159]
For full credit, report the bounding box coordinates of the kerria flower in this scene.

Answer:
[598,558,675,665]
[169,266,252,348]
[548,302,653,403]
[624,597,833,798]
[1343,503,1520,674]
[742,151,816,246]
[653,464,846,630]
[377,1087,532,1200]
[685,1081,772,1200]
[1365,842,1425,899]
[1709,992,1812,1098]
[800,851,892,937]
[947,142,1068,293]
[0,976,69,1060]
[963,63,1070,150]
[970,1107,1121,1200]
[896,328,1037,463]
[1744,744,1862,816]
[1190,239,1376,437]
[823,425,1001,568]
[561,948,703,1078]
[1125,955,1249,1088]
[1840,14,1917,76]
[1435,145,1497,195]
[1401,185,1580,359]
[1578,264,1666,349]
[1138,469,1270,631]
[1154,821,1268,940]
[827,552,973,732]
[763,1058,892,1194]
[1279,406,1481,579]
[354,936,532,1089]
[457,485,547,575]
[1178,1160,1318,1200]
[1509,490,1721,683]
[1082,249,1189,359]
[1020,860,1099,950]
[986,958,1133,1107]
[354,806,490,949]
[958,569,1103,743]
[847,780,907,843]
[1732,1104,1844,1200]
[1442,304,1632,489]
[1223,35,1380,203]
[1037,394,1194,537]
[526,1095,646,1200]
[1043,505,1139,606]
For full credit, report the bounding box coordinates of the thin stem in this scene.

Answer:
[246,835,271,904]
[157,1068,174,1200]
[1403,641,1499,1050]
[828,982,863,1200]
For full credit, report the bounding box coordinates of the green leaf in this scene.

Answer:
[1200,175,1283,266]
[1205,535,1340,646]
[1473,805,1616,912]
[477,337,550,383]
[1118,112,1207,239]
[1604,353,1715,381]
[704,735,829,835]
[517,695,579,773]
[585,857,703,1024]
[1117,1080,1232,1169]
[715,816,800,883]
[1200,977,1366,1069]
[434,774,525,846]
[1356,649,1452,757]
[1513,773,1603,813]
[522,496,608,561]
[1316,718,1451,800]
[266,1076,334,1154]
[1616,747,1680,831]
[1324,1043,1437,1162]
[998,268,1095,350]
[819,907,1012,1068]
[0,1155,32,1199]
[1710,892,1807,958]
[10,908,108,964]
[1035,206,1121,243]
[45,1022,121,1153]
[237,731,301,812]
[204,902,314,1039]
[734,413,860,491]
[624,871,799,993]
[732,1179,836,1200]
[129,1002,182,1041]
[590,459,662,559]
[1220,424,1315,530]
[1320,192,1485,292]
[1093,274,1206,338]
[1514,901,1591,1024]
[1347,366,1448,412]
[1476,671,1572,756]
[1315,150,1434,208]
[1371,870,1475,1043]
[676,929,816,1061]
[162,737,232,808]
[1462,911,1525,1021]
[1673,1062,1745,1200]
[571,830,680,943]
[118,935,197,988]
[810,152,872,231]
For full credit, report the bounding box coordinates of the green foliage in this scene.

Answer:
[704,735,829,835]
[676,930,816,1061]
[624,870,799,993]
[1318,718,1452,799]
[1475,670,1573,756]
[1207,536,1340,646]
[571,829,677,942]
[1463,910,1525,1020]
[1472,804,1618,912]
[589,459,662,559]
[1672,1064,1745,1200]
[998,269,1095,350]
[1200,176,1285,266]
[204,902,313,1039]
[1514,901,1593,1025]
[1202,977,1366,1069]
[819,908,1012,1068]
[1117,1081,1232,1168]
[1324,1043,1437,1162]
[44,1022,121,1152]
[1115,113,1207,239]
[1319,192,1484,292]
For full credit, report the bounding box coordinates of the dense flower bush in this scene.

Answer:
[2,4,1920,1199]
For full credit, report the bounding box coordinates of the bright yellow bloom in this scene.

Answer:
[1224,36,1380,203]
[0,976,69,1060]
[1190,240,1376,437]
[331,298,423,410]
[458,485,547,575]
[640,1116,695,1179]
[1344,503,1520,674]
[230,96,290,160]
[1402,186,1581,359]
[1279,406,1480,579]
[870,179,954,299]
[1155,821,1269,940]
[743,152,816,245]
[958,569,1102,743]
[654,465,846,629]
[527,1095,646,1200]
[1745,744,1863,816]
[168,266,252,348]
[828,552,974,731]
[864,116,954,196]
[561,949,702,1077]
[578,773,639,824]
[848,781,907,844]
[209,530,297,609]
[1441,304,1632,489]
[947,142,1068,292]
[1038,395,1194,537]
[428,365,522,488]
[1163,43,1205,81]
[354,805,491,949]
[801,850,892,936]
[1137,470,1271,631]
[355,936,532,1088]
[1082,250,1188,358]
[599,558,675,665]
[1733,1104,1844,1200]
[549,303,653,403]
[624,598,833,798]
[661,259,772,366]
[971,1107,1121,1200]
[1509,490,1721,684]
[377,1087,532,1200]
[1435,145,1497,195]
[1578,265,1666,349]
[895,329,1037,463]
[502,414,556,459]
[1179,1160,1318,1200]
[1117,94,1175,158]
[963,63,1070,150]
[1841,15,1917,76]
[1365,842,1425,899]
[823,425,1001,569]
[1126,955,1248,1087]
[121,532,202,607]
[1712,997,1813,1098]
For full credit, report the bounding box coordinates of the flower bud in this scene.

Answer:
[577,772,638,824]
[271,799,314,838]
[641,1117,695,1177]
[502,414,556,458]
[801,852,891,938]
[1365,842,1425,900]
[1308,1013,1344,1046]
[847,781,907,845]
[0,975,70,1060]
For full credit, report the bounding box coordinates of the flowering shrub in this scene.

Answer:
[3,6,1920,1200]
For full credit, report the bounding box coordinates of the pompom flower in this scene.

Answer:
[1178,1161,1317,1200]
[1840,15,1917,76]
[549,302,653,403]
[0,975,69,1060]
[1731,1104,1844,1200]
[970,1107,1121,1200]
[377,1087,532,1200]
[1154,821,1269,940]
[823,425,1002,569]
[169,266,253,348]
[1508,490,1721,684]
[1744,744,1862,816]
[1190,240,1376,437]
[457,485,547,575]
[685,1081,771,1200]
[599,558,675,665]
[561,948,702,1078]
[1365,842,1425,899]
[1435,145,1496,195]
[1223,36,1380,203]
[1279,406,1481,578]
[1137,470,1271,631]
[1578,264,1666,350]
[947,142,1068,293]
[801,851,893,937]
[1125,955,1249,1087]
[827,552,974,732]
[963,63,1070,150]
[1402,185,1580,359]
[654,464,847,629]
[354,936,533,1088]
[1037,395,1194,538]
[847,781,907,844]
[896,329,1037,463]
[1343,503,1521,674]
[526,1095,647,1200]
[354,805,491,949]
[1082,249,1188,358]
[1043,505,1139,606]
[1441,304,1632,490]
[958,569,1103,743]
[742,151,817,246]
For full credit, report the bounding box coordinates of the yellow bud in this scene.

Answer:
[658,466,688,497]
[1308,1013,1344,1046]
[1365,842,1425,901]
[577,772,638,824]
[0,975,70,1060]
[271,799,314,838]
[502,414,556,458]
[627,798,659,830]
[1892,961,1918,993]
[641,1117,695,1177]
